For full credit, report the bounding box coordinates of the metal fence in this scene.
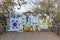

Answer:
[51,23,60,36]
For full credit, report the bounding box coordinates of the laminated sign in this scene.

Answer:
[29,15,39,26]
[7,17,23,32]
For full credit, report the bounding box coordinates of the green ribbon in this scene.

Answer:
[6,23,10,30]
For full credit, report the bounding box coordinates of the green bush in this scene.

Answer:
[54,13,60,23]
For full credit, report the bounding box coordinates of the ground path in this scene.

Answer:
[0,32,60,40]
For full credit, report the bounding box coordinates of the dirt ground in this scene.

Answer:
[0,32,60,40]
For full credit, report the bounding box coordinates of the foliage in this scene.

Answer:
[0,0,15,17]
[54,13,60,23]
[39,1,55,15]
